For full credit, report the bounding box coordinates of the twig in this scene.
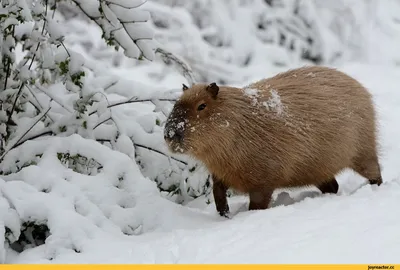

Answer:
[45,0,49,19]
[12,15,47,81]
[120,23,151,58]
[106,0,147,9]
[88,97,176,116]
[13,129,53,149]
[119,19,148,23]
[25,85,54,122]
[3,26,14,90]
[93,117,111,130]
[33,83,73,113]
[28,0,49,71]
[4,55,11,91]
[0,108,52,161]
[7,83,25,125]
[108,97,176,109]
[27,100,41,114]
[7,0,49,123]
[135,143,187,165]
[104,80,118,91]
[96,139,187,165]
[70,1,101,20]
[60,41,71,57]
[155,47,196,86]
[52,1,57,19]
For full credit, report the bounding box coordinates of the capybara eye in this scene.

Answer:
[197,103,207,111]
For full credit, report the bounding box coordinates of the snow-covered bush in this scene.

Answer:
[0,0,203,262]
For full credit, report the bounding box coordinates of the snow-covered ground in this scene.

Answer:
[3,62,400,264]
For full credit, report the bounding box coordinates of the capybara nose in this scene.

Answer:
[172,130,183,142]
[164,127,183,142]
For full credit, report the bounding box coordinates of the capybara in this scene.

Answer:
[164,66,383,217]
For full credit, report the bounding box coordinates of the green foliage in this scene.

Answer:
[57,152,102,176]
[59,60,69,75]
[0,154,43,176]
[8,222,50,253]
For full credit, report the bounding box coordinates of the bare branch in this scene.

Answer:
[104,80,118,91]
[135,143,187,165]
[25,85,54,123]
[3,26,15,91]
[119,19,148,23]
[155,47,197,86]
[33,83,73,113]
[96,139,187,166]
[60,41,71,57]
[7,83,25,125]
[93,117,112,130]
[13,129,53,149]
[0,107,52,161]
[107,0,147,9]
[88,97,176,116]
[7,0,50,123]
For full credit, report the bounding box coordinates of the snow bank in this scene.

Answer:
[0,134,216,262]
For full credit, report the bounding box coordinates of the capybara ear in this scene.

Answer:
[206,82,219,98]
[182,84,189,91]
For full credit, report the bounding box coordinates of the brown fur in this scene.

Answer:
[164,66,383,217]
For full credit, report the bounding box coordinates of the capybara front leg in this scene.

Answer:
[352,153,383,186]
[212,175,230,217]
[248,189,273,211]
[317,178,339,194]
[369,175,383,186]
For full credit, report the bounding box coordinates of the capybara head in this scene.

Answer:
[164,82,221,154]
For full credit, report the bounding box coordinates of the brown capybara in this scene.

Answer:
[163,66,383,217]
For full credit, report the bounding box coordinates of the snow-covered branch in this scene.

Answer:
[71,0,155,61]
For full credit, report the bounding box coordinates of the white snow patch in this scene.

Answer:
[242,87,260,106]
[262,89,285,116]
[242,87,285,116]
[176,121,185,131]
[306,72,316,78]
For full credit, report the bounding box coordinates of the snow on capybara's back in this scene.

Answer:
[164,65,382,216]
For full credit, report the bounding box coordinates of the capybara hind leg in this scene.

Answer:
[212,175,230,217]
[352,156,383,186]
[248,189,273,211]
[317,178,339,194]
